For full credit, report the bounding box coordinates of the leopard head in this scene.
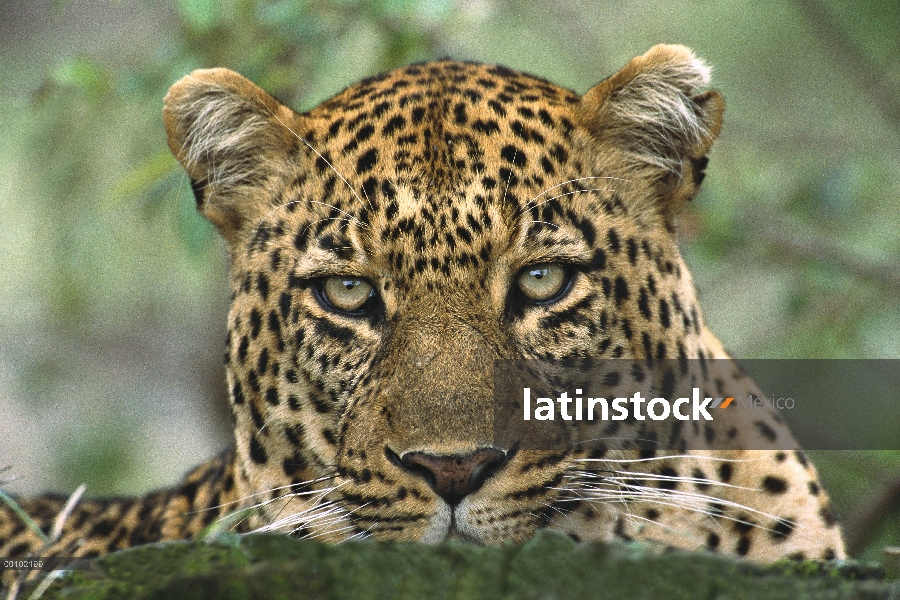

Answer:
[163,45,724,543]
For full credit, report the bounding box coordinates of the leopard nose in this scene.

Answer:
[395,448,508,505]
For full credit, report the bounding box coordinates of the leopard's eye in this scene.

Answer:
[517,263,568,303]
[321,276,374,313]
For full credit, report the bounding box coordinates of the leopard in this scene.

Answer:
[0,45,844,581]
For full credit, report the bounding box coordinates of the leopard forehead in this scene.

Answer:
[242,60,636,297]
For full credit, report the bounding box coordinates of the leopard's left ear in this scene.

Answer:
[578,45,725,224]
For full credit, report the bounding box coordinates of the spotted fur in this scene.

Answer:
[1,46,844,575]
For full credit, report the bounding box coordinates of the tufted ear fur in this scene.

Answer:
[163,68,298,242]
[578,45,724,226]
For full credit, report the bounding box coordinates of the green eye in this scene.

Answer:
[321,276,374,312]
[517,264,568,302]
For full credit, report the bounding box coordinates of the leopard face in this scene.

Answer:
[162,45,844,559]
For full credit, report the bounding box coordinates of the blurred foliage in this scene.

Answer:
[1,0,899,563]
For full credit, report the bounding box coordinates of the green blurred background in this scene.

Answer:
[0,0,898,561]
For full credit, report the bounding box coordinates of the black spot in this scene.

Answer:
[645,508,659,521]
[355,123,375,144]
[381,115,406,135]
[655,341,666,359]
[607,228,621,253]
[247,368,260,393]
[808,481,820,495]
[574,217,596,247]
[733,516,755,534]
[250,308,262,340]
[601,370,620,386]
[718,463,733,483]
[314,320,357,345]
[658,466,678,490]
[473,119,500,134]
[770,518,795,540]
[736,536,751,556]
[550,143,568,164]
[237,336,249,364]
[538,109,554,126]
[658,299,671,328]
[642,333,652,358]
[754,420,778,443]
[487,99,506,116]
[794,450,809,468]
[453,102,468,124]
[265,387,279,406]
[819,503,838,527]
[613,276,629,304]
[89,519,117,538]
[498,167,519,188]
[179,480,199,504]
[627,238,639,265]
[691,156,709,185]
[638,287,651,319]
[356,148,378,174]
[540,156,556,176]
[257,347,269,374]
[599,277,612,298]
[257,273,270,300]
[361,177,378,202]
[279,292,291,320]
[284,424,305,446]
[282,454,307,476]
[231,382,245,405]
[591,248,607,270]
[189,177,206,206]
[692,468,710,490]
[249,401,265,430]
[501,145,526,167]
[762,476,788,494]
[249,435,268,464]
[516,106,535,119]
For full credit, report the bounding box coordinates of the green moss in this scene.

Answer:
[32,531,899,600]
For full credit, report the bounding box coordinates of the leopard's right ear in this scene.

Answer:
[163,68,298,240]
[577,45,724,227]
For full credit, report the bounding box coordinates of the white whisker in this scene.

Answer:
[263,106,374,216]
[522,220,559,230]
[517,176,632,216]
[574,454,758,465]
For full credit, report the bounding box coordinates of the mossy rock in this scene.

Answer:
[32,531,899,599]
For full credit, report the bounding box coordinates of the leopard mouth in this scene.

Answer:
[417,499,486,544]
